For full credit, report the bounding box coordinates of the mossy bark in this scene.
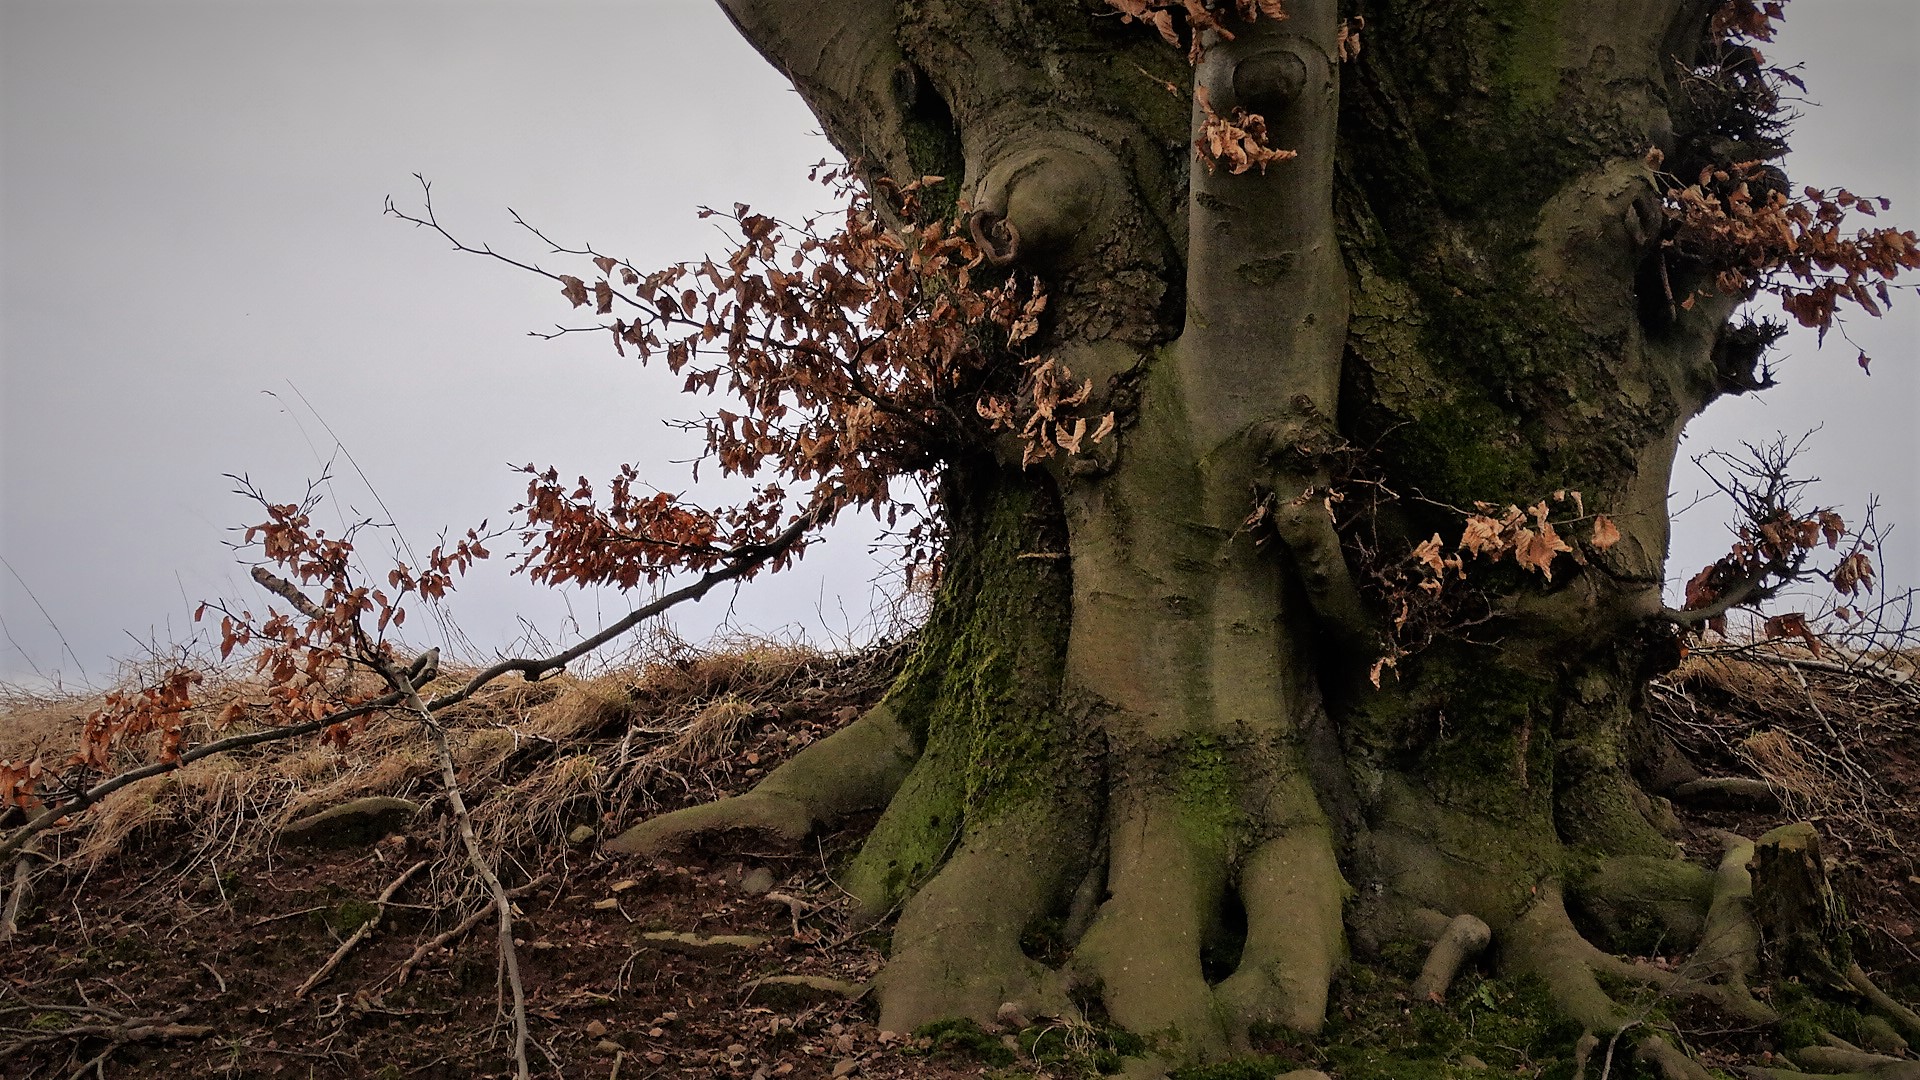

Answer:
[609,0,1893,1071]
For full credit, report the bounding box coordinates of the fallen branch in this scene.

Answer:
[294,858,429,997]
[380,657,533,1080]
[0,1005,212,1060]
[392,873,556,986]
[0,841,47,943]
[0,694,402,863]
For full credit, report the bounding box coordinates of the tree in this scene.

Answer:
[7,1,1917,1076]
[572,0,1917,1071]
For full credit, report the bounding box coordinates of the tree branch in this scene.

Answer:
[0,505,825,864]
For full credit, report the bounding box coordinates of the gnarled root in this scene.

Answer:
[607,702,916,855]
[1847,963,1920,1047]
[872,803,1091,1033]
[1213,822,1346,1046]
[1505,879,1778,1080]
[1073,770,1345,1066]
[1410,913,1492,1003]
[1073,788,1235,1063]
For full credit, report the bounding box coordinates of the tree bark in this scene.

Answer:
[611,0,1869,1071]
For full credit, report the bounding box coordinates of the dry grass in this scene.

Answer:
[1,633,896,914]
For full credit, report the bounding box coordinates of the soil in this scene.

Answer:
[1,644,1915,1079]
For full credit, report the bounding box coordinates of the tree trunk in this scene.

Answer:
[611,0,1839,1069]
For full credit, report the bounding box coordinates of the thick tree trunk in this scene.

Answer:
[610,0,1871,1071]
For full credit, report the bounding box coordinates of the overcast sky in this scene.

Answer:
[2,0,1915,688]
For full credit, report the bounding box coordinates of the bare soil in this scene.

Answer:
[1,643,1915,1079]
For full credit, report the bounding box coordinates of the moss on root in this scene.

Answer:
[843,459,1079,915]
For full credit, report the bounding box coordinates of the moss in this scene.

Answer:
[896,64,965,223]
[1772,980,1870,1050]
[915,1018,1017,1067]
[1485,0,1564,109]
[842,461,1075,912]
[328,898,381,934]
[1310,970,1591,1080]
[1169,1056,1289,1080]
[1171,733,1246,851]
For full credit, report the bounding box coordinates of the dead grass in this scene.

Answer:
[1,633,898,913]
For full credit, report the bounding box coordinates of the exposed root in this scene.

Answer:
[1572,855,1713,953]
[1213,824,1345,1046]
[872,806,1087,1033]
[1847,963,1920,1046]
[1504,882,1638,1034]
[1508,871,1779,1036]
[1410,913,1492,1003]
[1635,1033,1715,1080]
[1790,1044,1917,1075]
[1073,790,1231,1062]
[1670,776,1781,809]
[607,702,915,856]
[1689,834,1777,1021]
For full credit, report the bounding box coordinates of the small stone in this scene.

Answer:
[568,824,596,845]
[1459,1054,1489,1070]
[738,867,776,896]
[648,1027,664,1038]
[610,878,639,893]
[636,930,768,958]
[645,1050,668,1065]
[279,797,420,849]
[585,1020,608,1038]
[995,1001,1031,1029]
[831,1059,859,1078]
[596,1040,623,1054]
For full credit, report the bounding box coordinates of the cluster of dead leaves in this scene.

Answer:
[1709,0,1783,42]
[976,354,1117,467]
[1193,86,1298,175]
[1662,160,1920,356]
[0,481,500,811]
[1102,0,1285,63]
[527,172,1112,594]
[1681,506,1872,641]
[1408,493,1619,594]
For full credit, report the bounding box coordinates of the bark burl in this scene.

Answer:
[613,0,1908,1071]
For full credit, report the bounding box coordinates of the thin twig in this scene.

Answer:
[294,859,428,997]
[392,874,555,986]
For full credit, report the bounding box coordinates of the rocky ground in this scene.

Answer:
[1,640,1915,1080]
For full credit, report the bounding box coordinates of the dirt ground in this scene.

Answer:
[1,642,1915,1080]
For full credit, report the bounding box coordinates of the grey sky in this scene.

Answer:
[2,0,1915,687]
